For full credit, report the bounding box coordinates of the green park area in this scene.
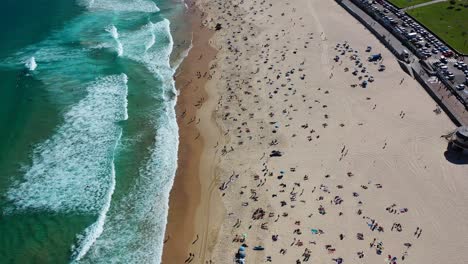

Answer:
[388,0,433,8]
[407,0,468,54]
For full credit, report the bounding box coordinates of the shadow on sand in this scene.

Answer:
[444,142,468,165]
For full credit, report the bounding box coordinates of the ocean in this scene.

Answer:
[0,0,191,262]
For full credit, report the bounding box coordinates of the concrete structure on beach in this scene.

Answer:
[451,126,468,152]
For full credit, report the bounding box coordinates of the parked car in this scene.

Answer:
[443,51,453,57]
[439,65,448,71]
[456,84,466,91]
[455,63,467,70]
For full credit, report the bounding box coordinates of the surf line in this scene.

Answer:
[71,93,128,261]
[71,130,121,262]
[107,24,123,57]
[145,22,156,52]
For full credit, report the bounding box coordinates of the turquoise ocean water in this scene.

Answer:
[0,0,191,262]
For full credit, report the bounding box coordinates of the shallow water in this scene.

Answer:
[0,0,190,262]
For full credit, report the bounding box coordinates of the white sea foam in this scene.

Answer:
[145,29,156,52]
[79,0,160,13]
[74,19,179,264]
[71,130,121,261]
[7,74,128,214]
[121,20,173,71]
[2,2,184,262]
[172,33,193,71]
[89,43,112,50]
[121,19,176,103]
[107,24,119,39]
[106,25,123,56]
[1,13,114,89]
[75,108,178,264]
[25,56,37,71]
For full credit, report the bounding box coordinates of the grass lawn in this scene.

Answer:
[388,0,433,8]
[407,1,468,54]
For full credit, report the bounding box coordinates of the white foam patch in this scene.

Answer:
[25,56,37,71]
[79,0,160,13]
[1,12,117,88]
[73,18,179,264]
[71,130,121,261]
[121,19,173,68]
[89,43,113,50]
[145,29,156,52]
[173,33,193,71]
[120,19,175,98]
[106,25,123,56]
[74,112,179,264]
[7,74,128,214]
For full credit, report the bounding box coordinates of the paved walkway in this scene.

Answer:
[402,0,447,11]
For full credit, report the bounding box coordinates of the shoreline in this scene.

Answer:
[162,4,220,263]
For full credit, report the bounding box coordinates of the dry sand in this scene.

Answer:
[163,0,468,263]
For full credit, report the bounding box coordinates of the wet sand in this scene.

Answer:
[162,5,219,264]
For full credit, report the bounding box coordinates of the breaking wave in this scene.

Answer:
[24,56,37,71]
[7,74,128,213]
[106,24,123,56]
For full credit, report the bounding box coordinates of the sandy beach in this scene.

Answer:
[163,6,219,264]
[163,0,468,263]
